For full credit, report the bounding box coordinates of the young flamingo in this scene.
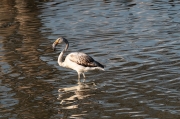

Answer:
[52,37,104,82]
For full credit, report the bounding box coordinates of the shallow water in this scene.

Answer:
[0,0,180,118]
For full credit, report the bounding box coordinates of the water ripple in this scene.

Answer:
[1,0,180,119]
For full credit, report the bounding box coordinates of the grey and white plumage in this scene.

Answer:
[52,37,104,82]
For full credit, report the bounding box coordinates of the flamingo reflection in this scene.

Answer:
[58,82,97,109]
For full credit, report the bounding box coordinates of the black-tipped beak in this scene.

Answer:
[52,42,57,51]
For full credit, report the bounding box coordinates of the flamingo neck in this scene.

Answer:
[58,50,66,67]
[57,42,69,68]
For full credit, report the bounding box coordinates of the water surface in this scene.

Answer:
[0,0,180,118]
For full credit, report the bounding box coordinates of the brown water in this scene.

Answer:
[1,0,180,119]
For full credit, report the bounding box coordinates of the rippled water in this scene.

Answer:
[1,0,180,119]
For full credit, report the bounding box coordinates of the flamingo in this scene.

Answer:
[52,37,104,82]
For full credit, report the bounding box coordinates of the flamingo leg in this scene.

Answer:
[83,73,86,82]
[78,73,81,82]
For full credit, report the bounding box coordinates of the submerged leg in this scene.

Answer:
[82,73,86,82]
[77,73,81,83]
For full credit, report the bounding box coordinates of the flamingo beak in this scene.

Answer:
[52,41,58,51]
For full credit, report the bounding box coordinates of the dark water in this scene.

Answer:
[1,0,180,118]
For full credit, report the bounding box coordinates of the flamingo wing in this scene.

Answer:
[68,52,104,68]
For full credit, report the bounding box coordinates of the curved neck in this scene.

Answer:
[57,37,69,67]
[58,50,66,67]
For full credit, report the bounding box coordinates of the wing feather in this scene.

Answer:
[68,52,104,68]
